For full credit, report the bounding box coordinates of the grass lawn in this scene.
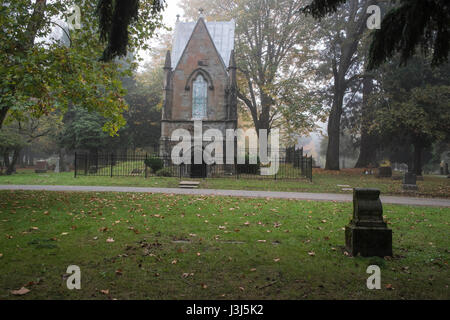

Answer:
[0,168,449,198]
[0,190,448,299]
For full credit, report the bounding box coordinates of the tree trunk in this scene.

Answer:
[0,0,47,129]
[412,142,423,176]
[58,148,67,172]
[0,106,9,130]
[325,86,344,170]
[355,75,377,167]
[6,149,20,175]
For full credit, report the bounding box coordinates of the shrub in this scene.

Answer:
[156,167,172,177]
[144,157,163,173]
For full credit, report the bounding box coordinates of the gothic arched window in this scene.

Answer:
[192,74,207,119]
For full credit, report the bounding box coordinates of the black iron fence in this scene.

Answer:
[74,148,313,181]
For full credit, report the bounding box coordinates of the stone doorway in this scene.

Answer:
[190,146,206,178]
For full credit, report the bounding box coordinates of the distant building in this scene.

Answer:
[159,15,238,168]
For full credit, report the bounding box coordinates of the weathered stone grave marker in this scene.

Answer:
[345,188,392,257]
[34,160,48,173]
[376,166,392,178]
[402,172,418,191]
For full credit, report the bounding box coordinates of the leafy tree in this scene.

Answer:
[0,0,162,134]
[96,0,166,61]
[59,106,111,153]
[302,0,450,69]
[0,130,28,175]
[0,113,61,174]
[312,0,374,170]
[369,57,450,175]
[59,69,163,154]
[119,66,163,150]
[180,0,322,135]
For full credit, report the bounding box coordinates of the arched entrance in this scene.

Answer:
[190,146,207,178]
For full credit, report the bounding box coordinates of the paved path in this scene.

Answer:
[1,184,449,207]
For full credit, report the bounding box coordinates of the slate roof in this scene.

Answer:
[171,18,235,69]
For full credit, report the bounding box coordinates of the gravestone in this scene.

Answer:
[402,172,418,191]
[345,188,392,257]
[35,160,48,173]
[376,166,392,178]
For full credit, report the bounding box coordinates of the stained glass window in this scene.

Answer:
[192,74,207,119]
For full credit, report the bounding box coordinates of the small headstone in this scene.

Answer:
[342,188,353,191]
[345,188,392,257]
[376,166,392,178]
[402,172,418,191]
[35,160,48,173]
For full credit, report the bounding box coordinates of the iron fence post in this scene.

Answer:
[84,154,87,176]
[110,153,113,178]
[145,153,148,178]
[74,152,77,178]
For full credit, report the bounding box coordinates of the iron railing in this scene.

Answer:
[74,148,313,181]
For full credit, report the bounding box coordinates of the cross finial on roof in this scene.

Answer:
[199,8,205,18]
[176,14,180,22]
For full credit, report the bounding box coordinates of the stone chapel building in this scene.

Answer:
[159,15,238,166]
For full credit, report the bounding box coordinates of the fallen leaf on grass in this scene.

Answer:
[106,238,115,243]
[182,273,194,278]
[201,283,208,289]
[385,284,394,290]
[273,258,280,262]
[308,251,316,256]
[115,269,123,275]
[250,268,256,272]
[11,287,30,295]
[100,289,109,295]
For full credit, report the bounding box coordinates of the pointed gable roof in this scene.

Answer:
[171,18,235,69]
